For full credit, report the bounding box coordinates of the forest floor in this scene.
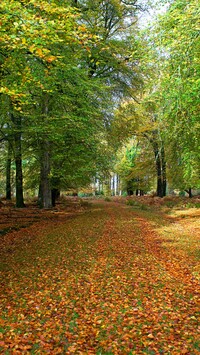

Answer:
[0,196,200,354]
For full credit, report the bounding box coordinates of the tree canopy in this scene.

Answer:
[0,0,199,205]
[111,0,200,197]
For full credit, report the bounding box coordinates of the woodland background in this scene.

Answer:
[0,0,199,208]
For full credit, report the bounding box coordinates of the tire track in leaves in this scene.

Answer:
[0,202,199,354]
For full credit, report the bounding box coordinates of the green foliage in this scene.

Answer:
[0,0,85,106]
[126,199,148,210]
[0,0,144,204]
[185,202,200,209]
[115,137,156,195]
[104,197,111,202]
[126,199,138,206]
[2,0,198,203]
[114,0,200,196]
[151,0,200,190]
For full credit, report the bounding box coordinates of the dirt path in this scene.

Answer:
[0,202,199,354]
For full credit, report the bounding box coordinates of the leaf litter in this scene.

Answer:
[0,199,199,354]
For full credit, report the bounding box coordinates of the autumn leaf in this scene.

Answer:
[0,199,199,354]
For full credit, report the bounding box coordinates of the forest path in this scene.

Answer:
[0,201,199,354]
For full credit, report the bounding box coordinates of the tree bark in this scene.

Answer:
[152,139,167,198]
[161,146,167,197]
[154,144,163,197]
[11,114,25,208]
[6,141,12,200]
[51,188,60,207]
[39,139,52,209]
[185,188,192,198]
[127,188,134,196]
[117,174,120,195]
[39,95,52,209]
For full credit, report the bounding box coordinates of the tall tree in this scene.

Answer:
[6,140,12,200]
[151,0,200,193]
[0,0,104,207]
[10,113,25,207]
[113,95,167,197]
[113,0,199,197]
[0,0,147,206]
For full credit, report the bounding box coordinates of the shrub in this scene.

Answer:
[126,199,138,206]
[104,197,111,202]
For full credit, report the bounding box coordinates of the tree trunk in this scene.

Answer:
[185,188,192,198]
[152,140,167,198]
[51,188,60,207]
[15,153,25,207]
[154,146,163,197]
[11,114,25,208]
[40,140,52,209]
[161,146,167,197]
[39,95,52,209]
[148,131,167,198]
[117,174,120,195]
[6,141,12,200]
[127,188,133,196]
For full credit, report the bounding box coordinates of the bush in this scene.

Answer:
[185,202,200,209]
[95,191,104,196]
[140,204,148,210]
[104,197,111,202]
[79,199,91,207]
[164,201,177,208]
[126,199,138,206]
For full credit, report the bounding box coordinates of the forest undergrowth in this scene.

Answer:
[0,198,199,354]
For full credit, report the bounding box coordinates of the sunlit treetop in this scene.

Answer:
[0,0,98,106]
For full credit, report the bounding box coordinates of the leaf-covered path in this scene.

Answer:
[0,201,199,354]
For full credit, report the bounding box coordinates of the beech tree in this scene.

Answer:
[113,94,167,197]
[1,0,83,206]
[151,0,200,194]
[0,0,111,207]
[115,139,154,195]
[2,0,175,205]
[113,0,199,197]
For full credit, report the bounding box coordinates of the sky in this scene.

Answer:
[138,1,169,28]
